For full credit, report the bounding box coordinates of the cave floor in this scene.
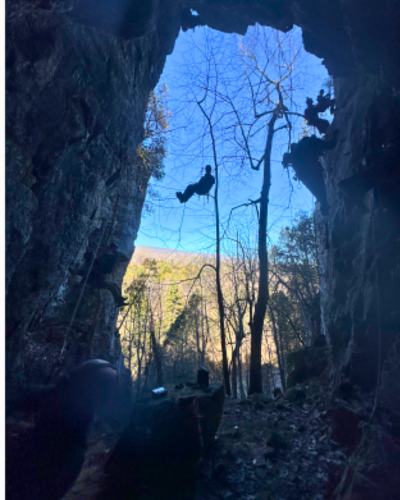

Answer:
[64,385,347,500]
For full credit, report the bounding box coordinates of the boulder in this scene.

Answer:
[103,383,224,499]
[286,346,328,388]
[283,387,306,404]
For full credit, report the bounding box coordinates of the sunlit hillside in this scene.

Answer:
[119,213,318,399]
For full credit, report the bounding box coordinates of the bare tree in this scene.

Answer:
[197,69,231,395]
[218,29,301,394]
[119,26,318,397]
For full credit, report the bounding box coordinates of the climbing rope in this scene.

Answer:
[198,193,210,204]
[59,153,129,359]
[45,161,128,385]
[59,222,108,360]
[369,193,382,423]
[106,154,126,245]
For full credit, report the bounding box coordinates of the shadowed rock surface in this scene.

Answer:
[6,0,182,383]
[7,0,400,394]
[6,1,400,498]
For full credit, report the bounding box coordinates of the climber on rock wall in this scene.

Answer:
[304,98,330,134]
[74,243,129,307]
[315,89,336,114]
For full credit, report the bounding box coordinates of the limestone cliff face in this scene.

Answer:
[6,0,181,382]
[6,0,400,390]
[318,75,400,391]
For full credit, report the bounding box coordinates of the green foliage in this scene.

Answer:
[271,211,318,296]
[120,272,150,368]
[119,213,319,396]
[137,84,171,181]
[269,211,320,350]
[164,292,201,348]
[119,254,222,392]
[164,284,184,330]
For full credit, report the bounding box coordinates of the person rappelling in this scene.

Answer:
[304,98,330,134]
[176,165,215,203]
[303,89,336,134]
[315,89,336,114]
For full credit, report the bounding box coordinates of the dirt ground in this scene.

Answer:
[64,385,347,500]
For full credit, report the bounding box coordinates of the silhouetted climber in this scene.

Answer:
[315,89,335,114]
[6,360,121,500]
[304,97,330,134]
[75,243,129,307]
[176,165,215,203]
[282,131,338,215]
[181,7,205,32]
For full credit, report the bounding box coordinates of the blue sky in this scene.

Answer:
[136,25,331,254]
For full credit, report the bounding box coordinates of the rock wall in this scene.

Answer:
[318,74,400,390]
[6,0,400,391]
[6,0,181,383]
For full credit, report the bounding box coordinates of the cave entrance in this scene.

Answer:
[119,23,333,394]
[137,24,333,250]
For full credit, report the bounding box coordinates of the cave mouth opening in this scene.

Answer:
[118,24,335,385]
[135,24,333,253]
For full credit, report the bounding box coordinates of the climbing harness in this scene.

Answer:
[198,193,210,204]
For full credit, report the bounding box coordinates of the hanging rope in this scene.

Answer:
[45,154,129,383]
[369,193,382,423]
[106,155,126,245]
[59,222,107,360]
[45,222,107,384]
[60,155,128,357]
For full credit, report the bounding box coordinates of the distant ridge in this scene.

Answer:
[131,245,215,265]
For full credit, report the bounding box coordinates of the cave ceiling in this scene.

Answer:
[68,0,400,81]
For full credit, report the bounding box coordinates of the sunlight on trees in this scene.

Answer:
[121,25,327,397]
[119,211,319,398]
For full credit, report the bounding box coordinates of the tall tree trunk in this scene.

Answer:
[265,332,276,392]
[195,311,201,366]
[150,311,163,387]
[237,347,246,399]
[198,98,230,396]
[142,350,152,396]
[269,305,286,391]
[215,176,230,396]
[232,347,238,399]
[201,324,206,366]
[296,288,313,346]
[278,311,286,385]
[202,286,210,365]
[136,360,142,400]
[249,113,278,394]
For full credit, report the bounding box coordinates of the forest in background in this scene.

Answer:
[116,25,331,398]
[118,211,319,399]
